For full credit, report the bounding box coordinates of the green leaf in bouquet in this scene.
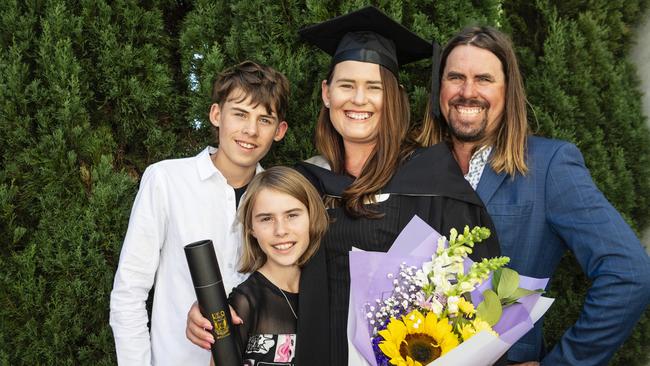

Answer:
[476,289,503,326]
[492,267,502,289]
[512,287,544,298]
[501,288,545,307]
[496,268,519,299]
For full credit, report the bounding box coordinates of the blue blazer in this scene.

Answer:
[476,136,650,365]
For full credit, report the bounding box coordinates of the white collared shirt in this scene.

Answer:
[109,147,255,366]
[464,145,492,190]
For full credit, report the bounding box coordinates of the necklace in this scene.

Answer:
[277,287,298,320]
[259,271,298,320]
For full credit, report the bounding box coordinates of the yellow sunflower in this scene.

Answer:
[378,310,459,366]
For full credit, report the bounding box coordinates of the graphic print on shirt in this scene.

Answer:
[274,334,296,362]
[243,334,297,365]
[246,334,275,354]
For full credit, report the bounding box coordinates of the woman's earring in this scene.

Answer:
[325,102,330,108]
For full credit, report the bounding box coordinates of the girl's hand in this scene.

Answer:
[185,301,243,350]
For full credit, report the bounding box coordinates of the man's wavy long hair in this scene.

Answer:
[416,26,529,176]
[316,65,414,218]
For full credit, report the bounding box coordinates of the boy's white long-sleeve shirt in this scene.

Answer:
[109,147,254,366]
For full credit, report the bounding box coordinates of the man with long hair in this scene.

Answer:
[418,26,650,365]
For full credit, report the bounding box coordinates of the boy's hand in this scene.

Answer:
[185,302,243,350]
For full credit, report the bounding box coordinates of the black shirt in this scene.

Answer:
[233,185,248,208]
[230,272,299,365]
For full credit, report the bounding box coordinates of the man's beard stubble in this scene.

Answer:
[445,96,489,142]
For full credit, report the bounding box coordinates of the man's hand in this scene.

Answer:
[185,301,243,350]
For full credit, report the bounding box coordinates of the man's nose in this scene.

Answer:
[460,80,478,99]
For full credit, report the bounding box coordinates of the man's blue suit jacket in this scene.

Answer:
[476,136,650,365]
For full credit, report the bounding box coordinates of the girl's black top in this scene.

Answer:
[230,271,299,366]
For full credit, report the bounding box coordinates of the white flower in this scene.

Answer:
[421,260,433,274]
[437,252,454,267]
[432,271,453,292]
[429,297,444,316]
[413,270,429,287]
[447,296,460,315]
[458,281,475,293]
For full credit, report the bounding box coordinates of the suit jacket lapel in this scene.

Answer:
[476,164,507,205]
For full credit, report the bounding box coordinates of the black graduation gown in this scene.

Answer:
[294,143,501,366]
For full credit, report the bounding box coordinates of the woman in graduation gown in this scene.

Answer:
[294,6,501,365]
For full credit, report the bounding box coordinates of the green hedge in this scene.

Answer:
[1,1,648,364]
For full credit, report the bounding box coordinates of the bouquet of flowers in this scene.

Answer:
[347,216,553,366]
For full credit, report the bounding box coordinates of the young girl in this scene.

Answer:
[210,166,328,366]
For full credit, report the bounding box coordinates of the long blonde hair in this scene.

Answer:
[237,166,329,273]
[416,26,529,176]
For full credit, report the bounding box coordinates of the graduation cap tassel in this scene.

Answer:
[430,41,442,121]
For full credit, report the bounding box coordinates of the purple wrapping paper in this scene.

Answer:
[348,215,551,366]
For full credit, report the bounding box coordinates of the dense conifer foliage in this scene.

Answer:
[1,1,647,364]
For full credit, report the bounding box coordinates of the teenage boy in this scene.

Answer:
[109,61,289,366]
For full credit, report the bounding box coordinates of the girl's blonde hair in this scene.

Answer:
[238,166,329,273]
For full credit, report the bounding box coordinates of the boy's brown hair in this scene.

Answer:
[211,60,290,122]
[237,166,329,273]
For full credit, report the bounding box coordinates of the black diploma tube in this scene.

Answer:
[184,239,242,366]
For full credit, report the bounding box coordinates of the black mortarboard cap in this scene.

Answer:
[298,6,432,76]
